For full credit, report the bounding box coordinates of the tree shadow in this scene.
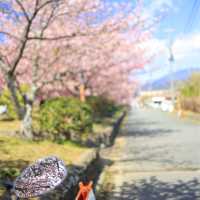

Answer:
[106,176,200,200]
[120,115,180,138]
[124,121,159,127]
[123,127,177,138]
[0,160,29,180]
[0,156,105,200]
[0,159,29,200]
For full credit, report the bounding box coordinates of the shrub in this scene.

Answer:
[0,167,20,180]
[0,86,28,120]
[87,96,120,120]
[38,97,93,140]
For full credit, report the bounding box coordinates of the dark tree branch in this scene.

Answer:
[9,0,43,76]
[15,0,30,22]
[27,33,77,41]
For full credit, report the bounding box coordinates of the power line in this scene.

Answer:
[185,0,198,31]
[184,0,200,33]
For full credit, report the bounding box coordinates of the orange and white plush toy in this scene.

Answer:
[75,181,95,200]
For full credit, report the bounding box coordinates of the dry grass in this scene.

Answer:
[0,120,21,133]
[180,97,200,113]
[179,110,200,124]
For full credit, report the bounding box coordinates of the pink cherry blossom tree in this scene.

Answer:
[0,0,156,138]
[0,0,102,138]
[58,14,154,104]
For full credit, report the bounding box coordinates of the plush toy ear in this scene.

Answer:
[89,181,93,187]
[79,182,83,188]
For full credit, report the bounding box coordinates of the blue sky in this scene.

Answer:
[127,0,200,84]
[1,0,199,84]
[154,0,200,38]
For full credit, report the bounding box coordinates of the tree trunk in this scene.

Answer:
[21,86,37,139]
[80,84,86,102]
[6,75,34,139]
[7,75,24,119]
[21,102,33,139]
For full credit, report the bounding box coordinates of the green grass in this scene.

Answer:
[0,134,92,197]
[0,133,93,199]
[0,134,89,162]
[0,135,90,180]
[0,110,123,180]
[0,109,124,197]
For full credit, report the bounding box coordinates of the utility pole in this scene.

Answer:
[146,66,153,92]
[168,42,175,107]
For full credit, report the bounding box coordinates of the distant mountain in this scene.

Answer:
[142,68,200,91]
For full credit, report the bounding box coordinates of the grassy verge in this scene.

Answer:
[0,108,124,189]
[0,135,91,196]
[93,110,124,135]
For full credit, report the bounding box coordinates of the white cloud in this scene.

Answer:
[149,0,173,11]
[143,0,175,19]
[144,32,200,63]
[136,32,200,83]
[142,38,167,55]
[173,33,200,59]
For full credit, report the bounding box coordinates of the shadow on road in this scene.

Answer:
[123,127,177,138]
[121,115,180,138]
[124,120,159,126]
[109,176,200,200]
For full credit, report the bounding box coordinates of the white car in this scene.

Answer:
[161,100,174,112]
[146,101,161,109]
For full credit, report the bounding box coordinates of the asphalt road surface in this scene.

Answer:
[106,107,200,200]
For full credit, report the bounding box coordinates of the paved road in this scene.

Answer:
[103,108,200,200]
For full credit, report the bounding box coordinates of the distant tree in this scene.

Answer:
[179,73,200,113]
[180,73,200,97]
